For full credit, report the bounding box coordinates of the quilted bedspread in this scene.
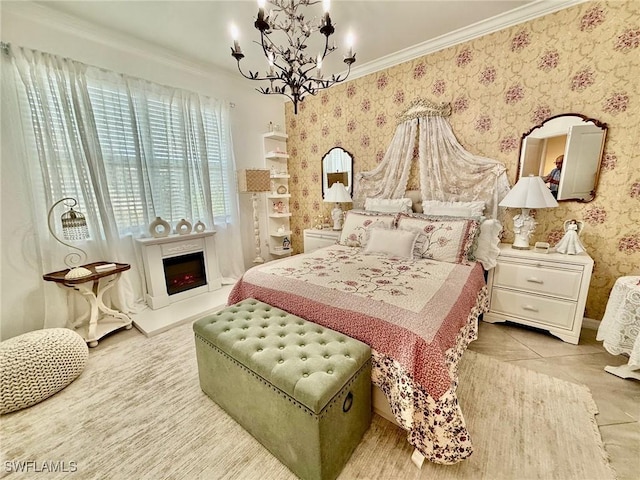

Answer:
[228,244,489,464]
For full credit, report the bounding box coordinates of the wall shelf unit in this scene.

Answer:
[262,131,292,258]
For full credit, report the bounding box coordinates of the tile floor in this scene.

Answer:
[469,321,640,480]
[99,311,639,479]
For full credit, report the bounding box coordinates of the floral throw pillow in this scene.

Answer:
[339,210,396,248]
[396,213,480,264]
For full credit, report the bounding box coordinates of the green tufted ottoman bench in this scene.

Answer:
[193,298,372,480]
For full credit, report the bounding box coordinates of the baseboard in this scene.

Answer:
[582,317,600,330]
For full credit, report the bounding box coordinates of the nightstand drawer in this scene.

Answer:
[493,261,582,300]
[304,229,340,253]
[490,288,576,330]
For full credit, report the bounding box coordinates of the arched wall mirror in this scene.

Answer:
[322,147,354,197]
[518,114,608,202]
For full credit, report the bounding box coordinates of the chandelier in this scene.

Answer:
[230,0,356,114]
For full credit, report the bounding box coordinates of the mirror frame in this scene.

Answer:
[321,147,354,198]
[517,113,608,202]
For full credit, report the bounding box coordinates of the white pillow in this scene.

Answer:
[339,210,396,247]
[422,200,485,217]
[364,228,419,258]
[470,219,503,269]
[364,197,413,213]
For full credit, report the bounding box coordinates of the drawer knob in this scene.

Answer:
[526,277,544,284]
[522,305,539,312]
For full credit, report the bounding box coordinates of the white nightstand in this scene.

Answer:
[483,243,594,344]
[303,229,341,253]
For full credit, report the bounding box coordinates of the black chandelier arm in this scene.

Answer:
[232,0,355,114]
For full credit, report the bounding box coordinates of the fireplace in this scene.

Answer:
[163,252,207,295]
[136,231,222,309]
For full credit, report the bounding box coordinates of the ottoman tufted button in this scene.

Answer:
[327,370,333,374]
[280,323,286,327]
[279,334,286,338]
[279,346,285,350]
[299,343,306,347]
[324,354,330,359]
[257,348,263,352]
[278,359,284,364]
[301,356,307,361]
[240,337,246,341]
[299,332,305,336]
[259,335,265,339]
[345,354,350,358]
[303,373,309,378]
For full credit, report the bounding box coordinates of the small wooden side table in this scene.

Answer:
[43,262,132,347]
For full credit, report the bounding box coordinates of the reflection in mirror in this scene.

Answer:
[518,114,607,202]
[322,147,354,197]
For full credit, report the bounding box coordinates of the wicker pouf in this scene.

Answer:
[0,328,88,415]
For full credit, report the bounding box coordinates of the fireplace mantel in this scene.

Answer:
[136,231,222,310]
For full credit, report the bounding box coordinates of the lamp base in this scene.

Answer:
[64,266,93,280]
[511,209,536,250]
[331,204,344,230]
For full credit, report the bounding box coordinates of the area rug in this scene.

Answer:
[0,321,615,480]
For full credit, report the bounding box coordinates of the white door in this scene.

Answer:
[557,124,606,200]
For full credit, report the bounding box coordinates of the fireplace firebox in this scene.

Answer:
[163,252,207,296]
[136,231,221,310]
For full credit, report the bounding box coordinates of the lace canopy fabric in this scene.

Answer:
[354,99,510,219]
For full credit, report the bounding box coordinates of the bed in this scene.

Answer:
[229,207,502,465]
[230,100,509,465]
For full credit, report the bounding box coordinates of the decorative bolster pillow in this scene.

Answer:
[364,197,413,213]
[421,199,485,217]
[364,227,419,259]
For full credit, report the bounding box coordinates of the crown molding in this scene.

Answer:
[3,0,587,98]
[344,0,588,81]
[2,1,239,83]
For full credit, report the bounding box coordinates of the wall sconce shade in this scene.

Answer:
[237,169,271,193]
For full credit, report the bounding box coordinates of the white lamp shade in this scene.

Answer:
[499,175,559,209]
[324,181,352,203]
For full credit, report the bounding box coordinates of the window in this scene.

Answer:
[86,78,233,235]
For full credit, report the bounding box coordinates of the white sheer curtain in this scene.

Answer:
[8,45,243,328]
[354,102,509,219]
[353,118,418,208]
[418,115,510,219]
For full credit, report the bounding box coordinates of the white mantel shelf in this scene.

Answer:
[136,230,216,246]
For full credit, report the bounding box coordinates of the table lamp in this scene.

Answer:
[47,197,92,279]
[237,169,271,263]
[324,181,352,230]
[499,175,558,249]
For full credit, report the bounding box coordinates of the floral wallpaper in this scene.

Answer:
[284,1,639,320]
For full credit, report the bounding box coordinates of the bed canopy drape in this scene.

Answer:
[353,99,510,219]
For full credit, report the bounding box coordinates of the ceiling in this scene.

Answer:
[35,0,540,79]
